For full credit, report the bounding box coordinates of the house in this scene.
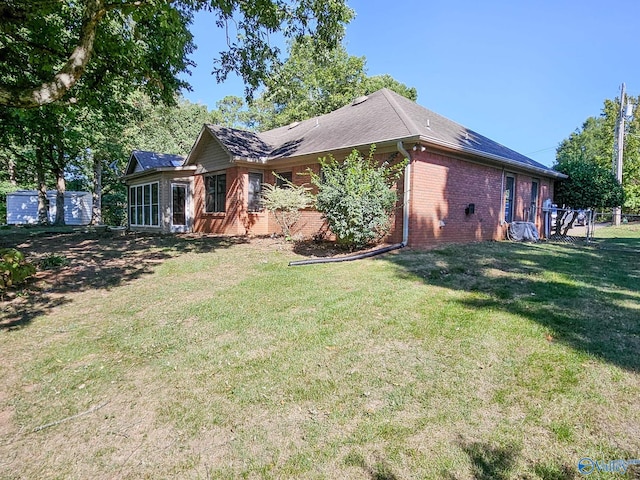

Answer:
[123,88,566,246]
[6,190,92,225]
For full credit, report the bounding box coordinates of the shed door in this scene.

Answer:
[171,184,189,233]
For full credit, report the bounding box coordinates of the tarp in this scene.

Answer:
[508,221,539,242]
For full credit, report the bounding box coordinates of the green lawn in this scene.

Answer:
[0,232,638,479]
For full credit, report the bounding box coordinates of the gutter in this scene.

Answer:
[121,165,197,182]
[418,135,567,179]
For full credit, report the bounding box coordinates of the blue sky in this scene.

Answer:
[180,0,640,167]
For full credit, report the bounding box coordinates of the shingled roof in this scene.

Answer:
[129,150,185,171]
[196,89,562,177]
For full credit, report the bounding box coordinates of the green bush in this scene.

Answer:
[310,145,406,250]
[0,248,36,291]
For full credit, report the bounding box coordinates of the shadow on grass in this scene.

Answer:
[0,229,246,330]
[445,439,577,480]
[385,240,640,372]
[343,452,399,480]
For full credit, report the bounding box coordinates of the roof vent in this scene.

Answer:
[288,121,301,130]
[352,95,368,106]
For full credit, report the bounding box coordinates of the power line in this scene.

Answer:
[525,146,556,155]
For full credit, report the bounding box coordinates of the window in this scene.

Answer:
[529,180,539,223]
[172,184,187,226]
[504,175,515,223]
[205,173,226,213]
[275,171,293,188]
[248,172,263,212]
[129,182,159,226]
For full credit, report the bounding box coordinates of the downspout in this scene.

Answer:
[397,141,412,247]
[500,168,505,225]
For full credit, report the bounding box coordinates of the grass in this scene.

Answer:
[0,231,639,479]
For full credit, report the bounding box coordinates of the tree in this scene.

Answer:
[553,159,625,236]
[122,93,217,156]
[556,96,640,212]
[554,160,624,210]
[254,36,418,129]
[0,0,353,108]
[309,146,406,250]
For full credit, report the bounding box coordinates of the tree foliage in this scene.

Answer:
[0,0,353,108]
[122,93,216,156]
[309,146,406,250]
[261,174,313,240]
[554,160,624,210]
[555,96,640,211]
[254,36,417,129]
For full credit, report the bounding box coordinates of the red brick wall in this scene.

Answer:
[408,151,504,245]
[191,150,555,245]
[193,167,241,234]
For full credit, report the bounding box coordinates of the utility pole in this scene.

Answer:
[613,83,626,226]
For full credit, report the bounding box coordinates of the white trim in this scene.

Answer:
[170,183,190,233]
[129,181,160,227]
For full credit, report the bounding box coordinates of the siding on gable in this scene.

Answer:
[194,134,232,175]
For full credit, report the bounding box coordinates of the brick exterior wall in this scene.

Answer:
[408,151,504,245]
[189,147,555,247]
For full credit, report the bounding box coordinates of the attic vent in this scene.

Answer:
[352,95,368,106]
[288,121,301,130]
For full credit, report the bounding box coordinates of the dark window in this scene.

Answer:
[172,185,186,226]
[529,180,539,223]
[504,176,515,223]
[248,172,263,212]
[205,174,226,213]
[276,171,293,188]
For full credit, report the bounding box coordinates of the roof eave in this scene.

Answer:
[420,136,567,179]
[121,165,197,181]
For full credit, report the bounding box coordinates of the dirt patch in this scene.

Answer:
[0,230,247,329]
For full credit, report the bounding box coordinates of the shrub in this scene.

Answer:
[0,248,36,291]
[261,174,313,240]
[38,253,69,270]
[309,145,406,250]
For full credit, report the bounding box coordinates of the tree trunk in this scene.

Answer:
[36,149,49,224]
[91,154,102,225]
[8,157,17,186]
[0,0,107,108]
[53,168,66,226]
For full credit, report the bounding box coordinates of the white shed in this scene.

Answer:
[6,190,93,225]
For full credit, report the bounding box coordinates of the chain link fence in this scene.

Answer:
[539,208,640,245]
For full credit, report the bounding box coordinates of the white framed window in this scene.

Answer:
[129,182,159,226]
[205,173,226,213]
[248,172,263,212]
